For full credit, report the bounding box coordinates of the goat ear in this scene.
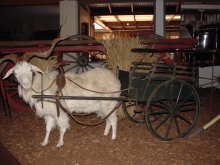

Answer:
[31,65,44,74]
[3,67,14,79]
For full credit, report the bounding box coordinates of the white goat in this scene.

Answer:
[3,61,121,147]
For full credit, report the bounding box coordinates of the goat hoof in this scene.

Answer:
[41,141,48,146]
[56,142,64,148]
[104,132,109,136]
[111,136,116,140]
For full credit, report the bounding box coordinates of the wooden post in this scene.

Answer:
[59,0,80,37]
[154,0,165,37]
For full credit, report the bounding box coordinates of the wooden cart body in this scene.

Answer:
[119,62,197,101]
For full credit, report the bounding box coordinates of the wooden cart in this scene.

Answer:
[0,36,203,141]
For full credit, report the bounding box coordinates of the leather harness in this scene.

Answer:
[33,72,124,126]
[55,73,66,117]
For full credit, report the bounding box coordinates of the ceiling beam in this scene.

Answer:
[90,6,179,16]
[176,2,181,13]
[0,0,59,6]
[166,15,175,24]
[131,3,134,13]
[104,21,181,27]
[80,0,154,4]
[181,4,220,10]
[108,3,112,14]
[133,15,138,29]
[114,15,125,30]
[131,3,138,29]
[111,27,181,32]
[95,17,112,32]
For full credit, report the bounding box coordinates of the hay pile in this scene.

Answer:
[29,56,58,72]
[101,37,159,73]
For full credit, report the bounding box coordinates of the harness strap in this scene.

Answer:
[32,73,127,121]
[55,91,60,117]
[41,74,44,108]
[58,99,122,127]
[56,74,66,91]
[55,73,66,117]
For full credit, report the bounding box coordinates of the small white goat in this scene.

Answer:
[3,61,121,147]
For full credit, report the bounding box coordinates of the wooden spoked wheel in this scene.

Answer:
[145,79,200,141]
[122,101,145,123]
[62,35,105,73]
[0,62,31,112]
[62,52,97,73]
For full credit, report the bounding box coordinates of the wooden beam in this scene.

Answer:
[0,0,59,6]
[131,3,134,13]
[95,17,112,32]
[104,21,180,27]
[114,15,125,30]
[79,0,153,4]
[108,4,112,14]
[166,15,175,24]
[176,2,181,13]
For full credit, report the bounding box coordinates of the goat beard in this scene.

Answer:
[18,85,34,107]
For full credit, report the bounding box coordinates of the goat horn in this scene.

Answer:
[0,53,19,64]
[22,37,67,61]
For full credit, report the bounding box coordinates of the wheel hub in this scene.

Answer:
[77,53,89,67]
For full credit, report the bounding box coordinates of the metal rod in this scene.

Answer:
[32,95,134,102]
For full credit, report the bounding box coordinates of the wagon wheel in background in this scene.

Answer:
[63,52,95,73]
[145,79,200,141]
[0,62,31,112]
[62,35,106,73]
[122,75,172,124]
[122,101,145,123]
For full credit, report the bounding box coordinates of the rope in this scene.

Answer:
[66,77,131,94]
[58,99,122,127]
[31,78,56,93]
[36,98,123,126]
[31,75,132,94]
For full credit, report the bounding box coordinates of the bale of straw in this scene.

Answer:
[101,37,159,74]
[30,56,58,72]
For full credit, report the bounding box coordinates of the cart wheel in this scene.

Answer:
[122,101,145,123]
[0,62,31,112]
[62,35,105,73]
[145,79,200,141]
[63,52,96,73]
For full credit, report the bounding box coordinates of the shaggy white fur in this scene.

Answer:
[3,61,121,147]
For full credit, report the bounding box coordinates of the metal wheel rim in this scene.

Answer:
[145,79,200,141]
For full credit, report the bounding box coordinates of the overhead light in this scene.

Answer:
[93,23,104,30]
[99,16,117,22]
[165,15,181,21]
[118,15,134,21]
[135,15,154,21]
[97,14,180,22]
[99,15,155,22]
[173,15,181,20]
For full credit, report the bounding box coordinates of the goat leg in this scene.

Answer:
[41,116,55,146]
